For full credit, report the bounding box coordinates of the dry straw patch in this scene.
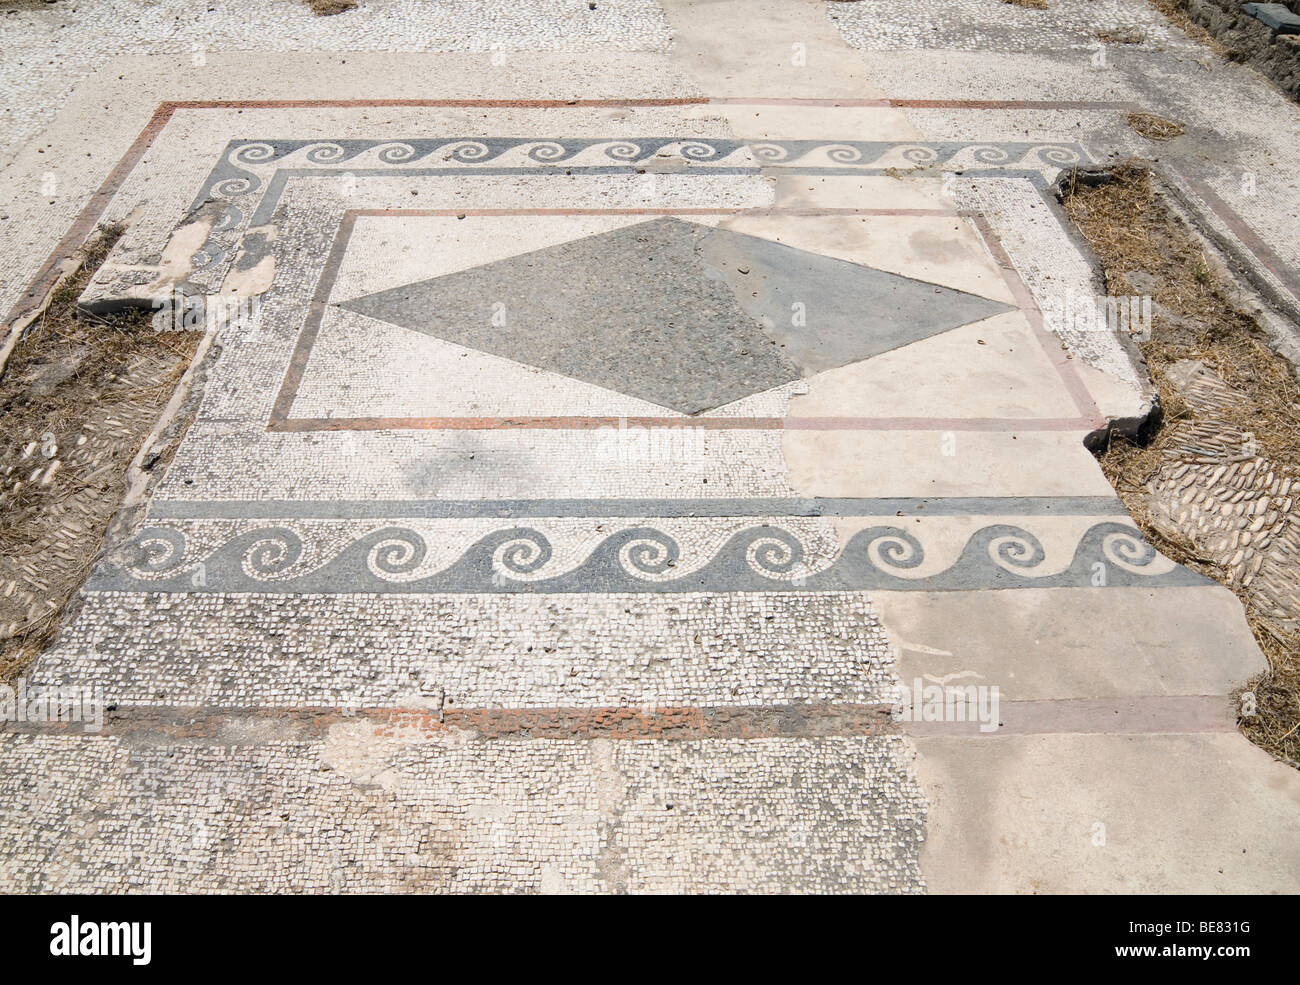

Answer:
[306,0,357,15]
[0,227,201,682]
[1126,111,1186,141]
[1062,163,1300,766]
[1095,27,1148,45]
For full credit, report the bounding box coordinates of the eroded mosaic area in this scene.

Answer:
[0,731,926,894]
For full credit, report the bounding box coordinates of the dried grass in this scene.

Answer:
[306,0,357,15]
[1145,0,1227,52]
[1062,162,1300,766]
[1126,111,1186,141]
[0,226,200,682]
[1095,27,1148,45]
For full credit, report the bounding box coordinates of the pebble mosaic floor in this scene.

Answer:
[0,0,672,165]
[3,0,1299,894]
[1,103,1169,892]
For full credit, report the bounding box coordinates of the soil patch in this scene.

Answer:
[1062,162,1300,766]
[0,227,202,681]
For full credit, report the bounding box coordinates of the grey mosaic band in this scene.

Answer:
[145,496,1128,520]
[90,521,1208,594]
[192,137,1090,206]
[185,137,1089,276]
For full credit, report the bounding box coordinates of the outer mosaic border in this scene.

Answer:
[180,136,1091,287]
[11,102,1224,597]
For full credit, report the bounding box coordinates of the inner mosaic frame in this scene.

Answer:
[84,131,1203,597]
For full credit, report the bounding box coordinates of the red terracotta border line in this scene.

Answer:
[1184,174,1300,305]
[348,206,957,218]
[164,97,710,110]
[37,696,1234,741]
[971,213,1104,427]
[707,98,1138,110]
[269,415,1097,433]
[32,702,897,741]
[888,98,1137,110]
[270,415,785,432]
[784,417,1094,431]
[373,703,898,740]
[903,694,1236,736]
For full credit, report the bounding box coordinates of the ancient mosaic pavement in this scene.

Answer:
[77,129,1198,609]
[3,0,1298,895]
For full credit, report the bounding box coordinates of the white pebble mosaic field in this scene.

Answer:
[0,0,673,163]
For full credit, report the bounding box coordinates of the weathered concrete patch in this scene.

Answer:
[914,732,1300,893]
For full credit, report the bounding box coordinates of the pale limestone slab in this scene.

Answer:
[782,430,1118,499]
[707,103,922,143]
[788,312,1080,420]
[873,585,1266,701]
[915,733,1300,894]
[774,173,957,212]
[663,0,887,100]
[721,211,1017,305]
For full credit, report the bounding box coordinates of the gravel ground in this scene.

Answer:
[0,0,673,164]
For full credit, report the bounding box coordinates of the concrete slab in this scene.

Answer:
[915,733,1300,894]
[874,586,1266,700]
[782,430,1119,498]
[1245,3,1300,34]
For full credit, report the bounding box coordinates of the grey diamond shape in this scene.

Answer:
[339,217,1014,415]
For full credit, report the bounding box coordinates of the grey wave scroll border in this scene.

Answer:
[88,521,1210,595]
[182,138,1090,278]
[189,138,1089,207]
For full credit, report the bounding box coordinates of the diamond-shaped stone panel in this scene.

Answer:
[340,217,1014,414]
[700,224,1015,375]
[341,218,798,415]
